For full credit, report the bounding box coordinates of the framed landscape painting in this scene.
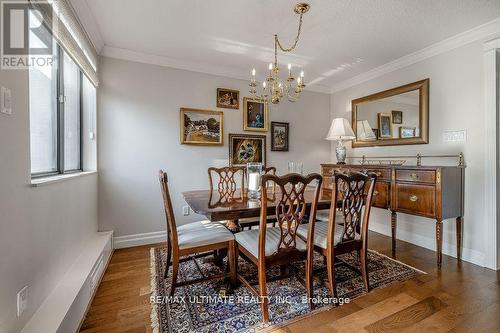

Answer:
[243,97,268,132]
[377,113,393,138]
[271,122,289,151]
[180,108,223,145]
[229,134,266,167]
[217,88,240,109]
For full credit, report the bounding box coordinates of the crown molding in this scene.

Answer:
[68,0,104,53]
[100,46,332,94]
[331,17,500,93]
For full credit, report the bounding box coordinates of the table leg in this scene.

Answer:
[456,217,463,261]
[391,211,397,257]
[436,219,443,268]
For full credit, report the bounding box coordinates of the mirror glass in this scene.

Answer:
[352,79,428,148]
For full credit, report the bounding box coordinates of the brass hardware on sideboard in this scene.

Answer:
[409,195,418,202]
[351,152,464,167]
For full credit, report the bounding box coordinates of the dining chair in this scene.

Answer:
[296,171,377,297]
[159,170,236,296]
[235,173,322,322]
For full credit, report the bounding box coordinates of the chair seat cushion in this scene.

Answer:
[296,220,360,249]
[177,220,234,250]
[239,215,277,225]
[235,227,307,258]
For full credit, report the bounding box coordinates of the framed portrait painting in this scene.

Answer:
[229,134,266,167]
[216,88,239,109]
[243,97,269,132]
[392,110,403,124]
[377,113,393,138]
[271,122,289,151]
[180,108,223,145]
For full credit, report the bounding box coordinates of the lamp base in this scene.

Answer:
[335,140,347,164]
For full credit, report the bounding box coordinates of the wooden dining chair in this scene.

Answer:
[296,171,377,297]
[235,173,322,322]
[159,170,236,296]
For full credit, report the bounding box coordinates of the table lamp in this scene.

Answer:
[326,118,355,164]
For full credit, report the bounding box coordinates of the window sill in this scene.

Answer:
[31,171,97,187]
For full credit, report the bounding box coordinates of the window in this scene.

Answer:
[29,17,87,177]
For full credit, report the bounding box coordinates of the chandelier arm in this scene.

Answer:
[275,13,304,53]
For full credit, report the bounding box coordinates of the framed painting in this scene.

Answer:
[399,126,416,138]
[271,121,289,151]
[180,108,223,145]
[243,97,269,132]
[377,113,393,138]
[229,134,266,167]
[392,110,403,124]
[217,88,239,109]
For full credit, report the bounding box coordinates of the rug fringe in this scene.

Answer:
[150,248,160,333]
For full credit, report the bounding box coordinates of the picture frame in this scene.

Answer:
[228,133,266,167]
[392,110,403,124]
[216,88,239,109]
[243,97,269,132]
[271,122,289,151]
[372,128,379,139]
[399,126,416,138]
[378,113,393,138]
[180,108,223,145]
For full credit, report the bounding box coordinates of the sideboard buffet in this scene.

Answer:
[321,162,465,267]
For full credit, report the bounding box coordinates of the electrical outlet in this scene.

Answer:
[17,286,28,317]
[443,130,466,142]
[183,206,190,216]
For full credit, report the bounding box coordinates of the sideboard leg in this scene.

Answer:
[391,211,397,258]
[436,220,443,268]
[456,217,463,261]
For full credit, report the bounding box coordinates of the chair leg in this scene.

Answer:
[228,241,237,286]
[305,257,314,309]
[326,250,337,300]
[258,261,269,322]
[164,242,172,279]
[359,249,369,292]
[169,256,179,296]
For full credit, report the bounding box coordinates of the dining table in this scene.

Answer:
[182,186,333,232]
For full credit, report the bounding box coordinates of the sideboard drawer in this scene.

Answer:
[394,183,436,217]
[396,169,436,183]
[372,182,390,208]
[364,169,391,181]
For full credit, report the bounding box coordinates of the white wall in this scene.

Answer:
[331,41,488,266]
[98,57,331,239]
[0,69,99,331]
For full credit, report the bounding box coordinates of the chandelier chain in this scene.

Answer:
[275,12,304,53]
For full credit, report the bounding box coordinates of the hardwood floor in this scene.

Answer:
[80,232,499,332]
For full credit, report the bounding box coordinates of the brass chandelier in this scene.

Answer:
[249,3,310,105]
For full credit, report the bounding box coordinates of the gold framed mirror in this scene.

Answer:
[352,79,429,148]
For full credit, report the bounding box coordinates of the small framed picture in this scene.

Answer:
[271,122,289,151]
[217,88,239,109]
[229,134,266,167]
[392,110,403,124]
[243,97,269,132]
[399,126,416,138]
[180,108,223,145]
[378,113,393,138]
[372,128,379,139]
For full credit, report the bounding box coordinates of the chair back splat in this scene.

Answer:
[260,173,322,257]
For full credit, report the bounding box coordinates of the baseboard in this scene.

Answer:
[114,230,167,249]
[20,231,114,333]
[369,221,485,267]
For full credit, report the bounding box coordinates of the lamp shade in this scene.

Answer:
[356,120,376,140]
[326,118,355,140]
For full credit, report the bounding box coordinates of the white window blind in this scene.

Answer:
[63,52,81,171]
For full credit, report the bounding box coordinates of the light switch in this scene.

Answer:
[443,130,466,142]
[1,86,12,115]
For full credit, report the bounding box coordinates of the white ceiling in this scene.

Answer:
[74,0,500,93]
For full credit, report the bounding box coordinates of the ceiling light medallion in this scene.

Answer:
[249,3,310,105]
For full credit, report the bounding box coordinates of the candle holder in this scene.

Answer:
[247,162,263,199]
